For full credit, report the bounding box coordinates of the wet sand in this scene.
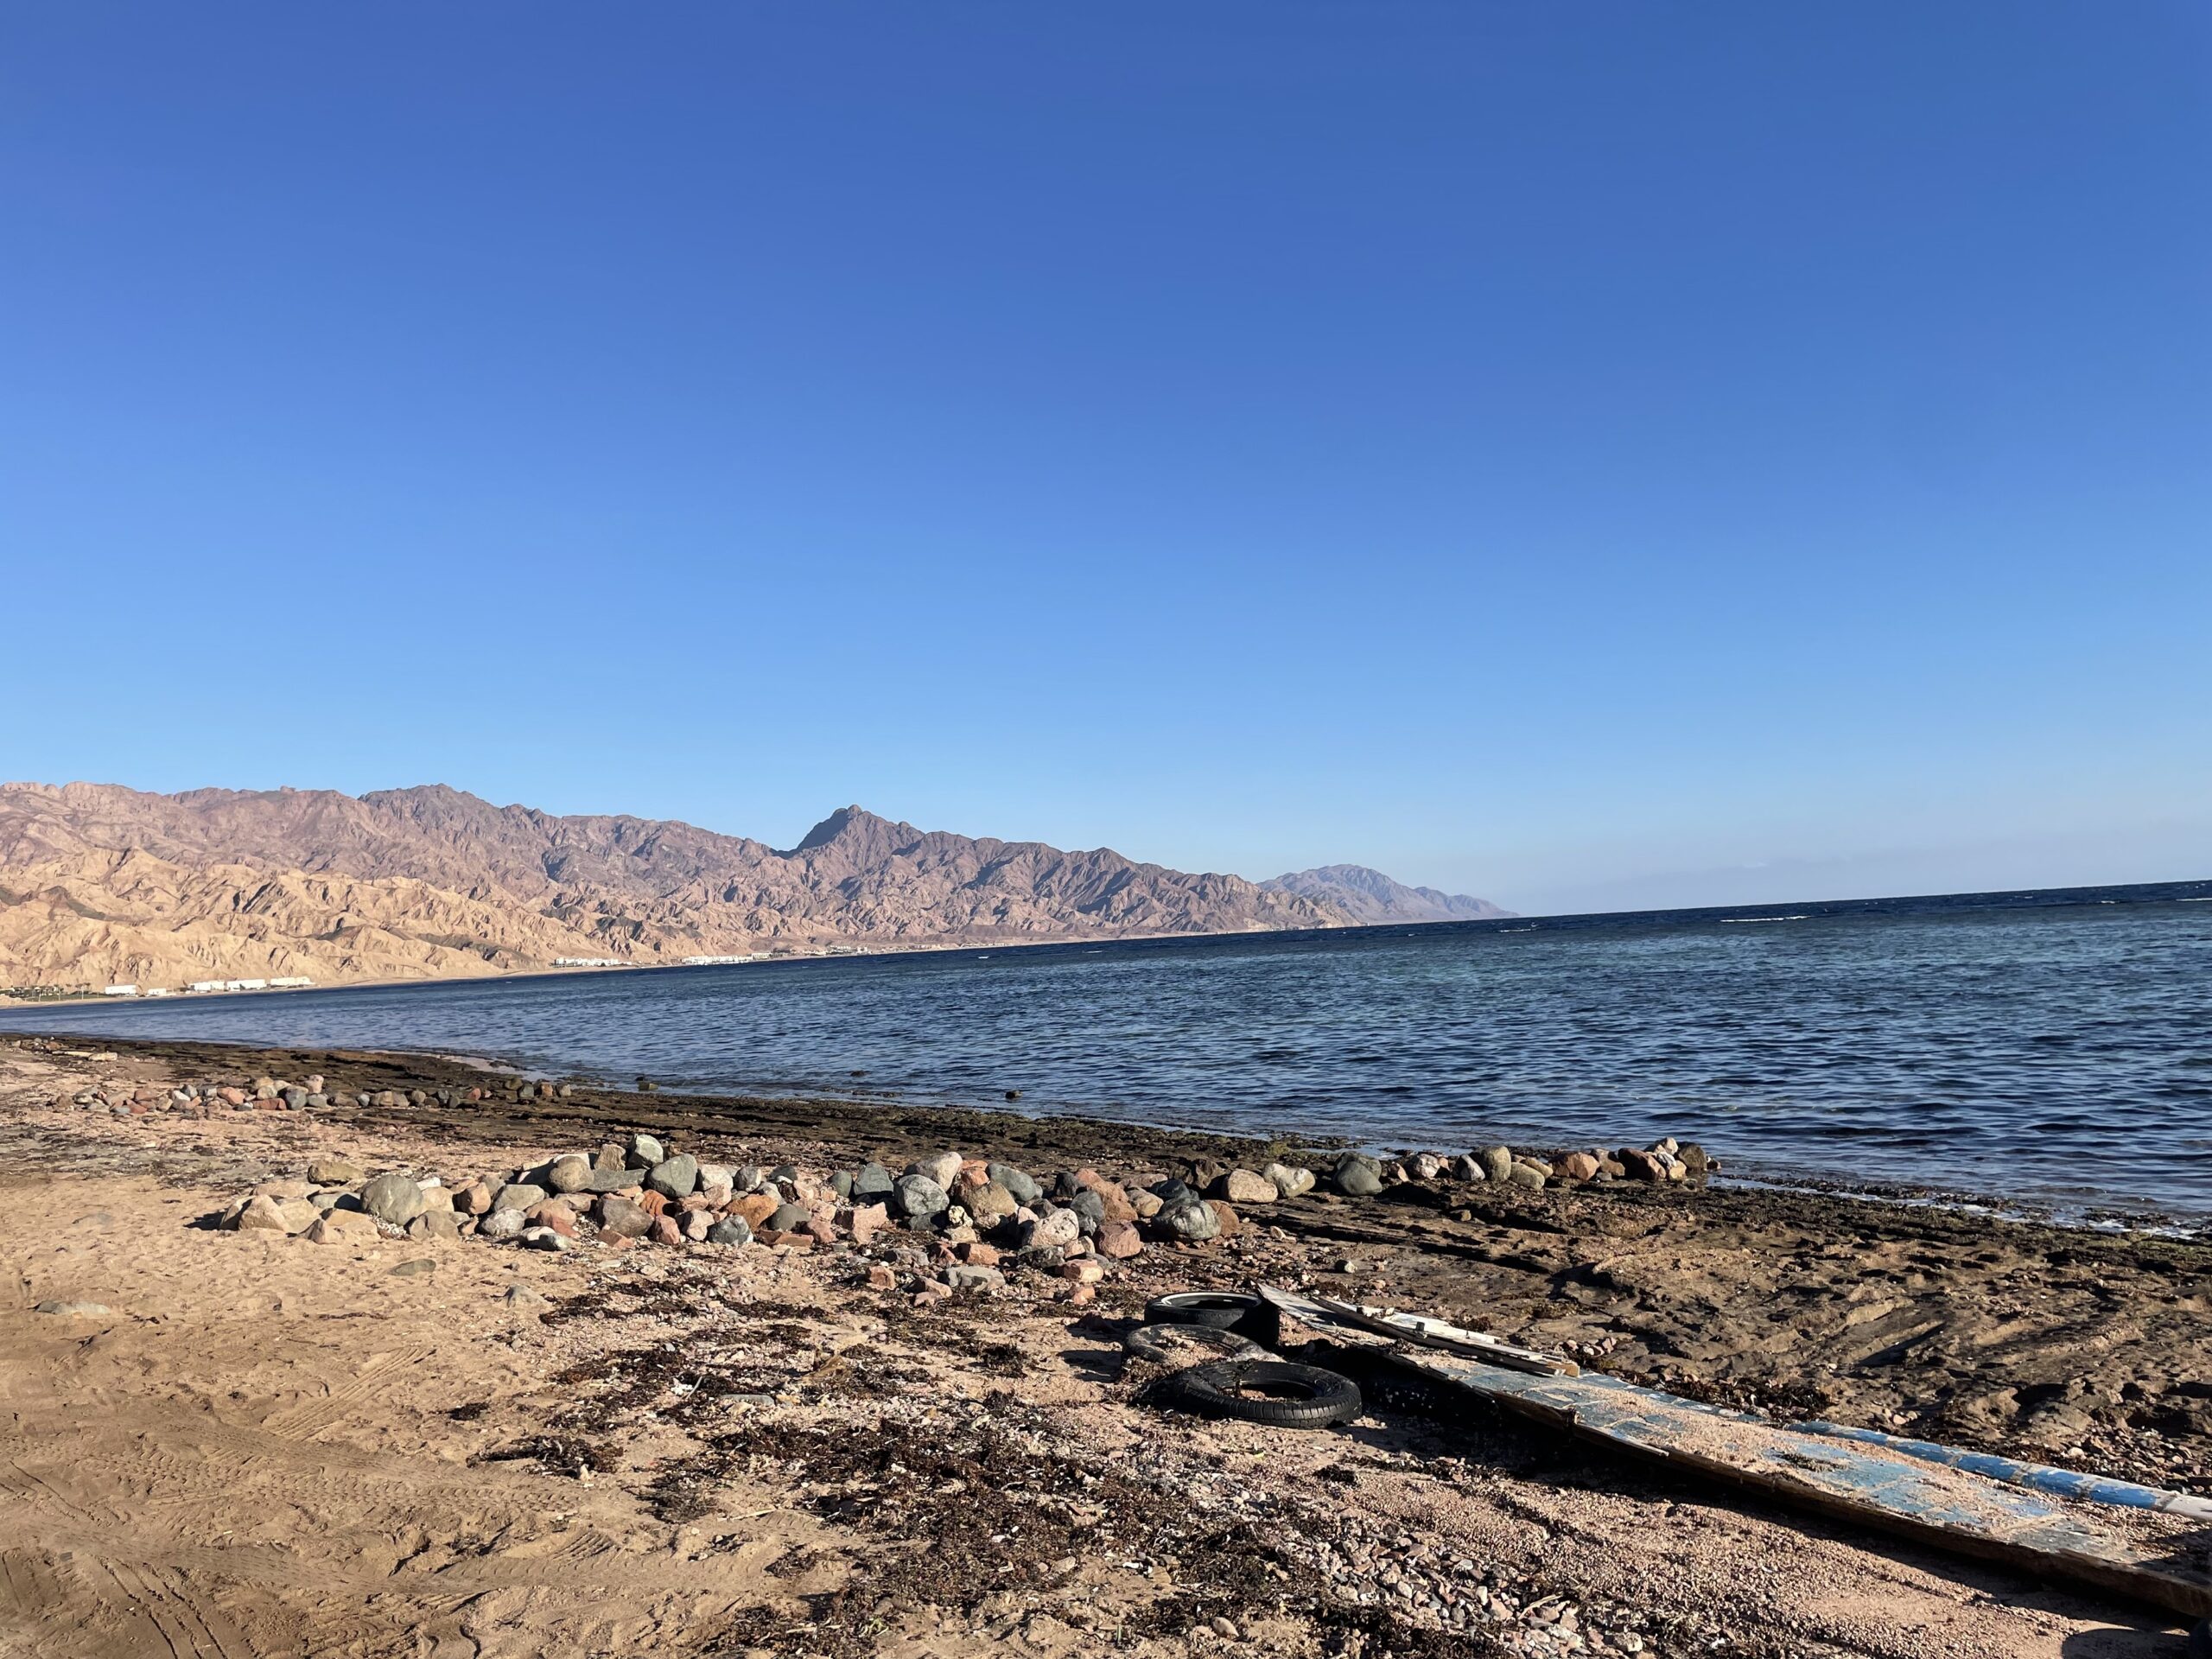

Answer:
[2,1031,2206,1656]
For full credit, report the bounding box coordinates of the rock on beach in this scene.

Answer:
[359,1173,427,1226]
[1332,1153,1384,1197]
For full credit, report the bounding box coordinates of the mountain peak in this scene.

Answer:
[794,804,888,853]
[1262,864,1512,924]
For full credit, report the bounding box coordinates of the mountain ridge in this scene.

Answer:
[0,780,1509,992]
[1260,862,1512,924]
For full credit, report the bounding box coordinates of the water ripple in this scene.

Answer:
[6,884,2209,1217]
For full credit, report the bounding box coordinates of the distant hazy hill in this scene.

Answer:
[1262,863,1513,923]
[0,783,1503,991]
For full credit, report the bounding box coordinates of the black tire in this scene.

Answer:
[1124,1323,1264,1366]
[2190,1617,2211,1659]
[1160,1360,1362,1429]
[1144,1291,1263,1333]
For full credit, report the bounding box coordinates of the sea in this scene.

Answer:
[7,879,2209,1224]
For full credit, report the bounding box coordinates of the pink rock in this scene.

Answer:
[231,1195,290,1233]
[728,1192,779,1230]
[1215,1169,1276,1205]
[1062,1256,1106,1284]
[649,1216,683,1247]
[306,1211,381,1245]
[1094,1220,1142,1260]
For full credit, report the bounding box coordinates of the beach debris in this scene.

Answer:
[1123,1322,1267,1367]
[1266,1284,2212,1622]
[1145,1290,1268,1336]
[1156,1359,1362,1429]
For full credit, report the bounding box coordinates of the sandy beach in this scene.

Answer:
[2,1032,2205,1658]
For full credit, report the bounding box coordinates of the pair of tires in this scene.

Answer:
[1132,1290,1361,1429]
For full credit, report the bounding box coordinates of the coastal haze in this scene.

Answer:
[0,780,1506,993]
[12,878,2208,1221]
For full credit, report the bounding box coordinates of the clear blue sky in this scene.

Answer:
[3,4,2207,914]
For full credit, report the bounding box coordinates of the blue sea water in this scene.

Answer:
[7,880,2209,1220]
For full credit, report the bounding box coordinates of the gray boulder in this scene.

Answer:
[767,1202,811,1232]
[478,1208,527,1241]
[1332,1154,1384,1198]
[1478,1146,1515,1183]
[850,1162,895,1201]
[627,1132,664,1169]
[893,1173,949,1222]
[492,1183,548,1214]
[1164,1199,1222,1242]
[544,1153,593,1194]
[646,1154,700,1199]
[944,1263,1005,1293]
[708,1216,753,1247]
[987,1162,1042,1205]
[361,1172,429,1225]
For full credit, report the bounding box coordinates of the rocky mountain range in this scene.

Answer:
[0,782,1509,993]
[1259,863,1510,924]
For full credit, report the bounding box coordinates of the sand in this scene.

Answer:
[0,1034,2204,1657]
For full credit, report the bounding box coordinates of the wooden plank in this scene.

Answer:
[1397,1346,2212,1620]
[1258,1282,2212,1619]
[1259,1285,1578,1376]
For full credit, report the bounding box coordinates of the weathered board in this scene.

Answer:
[1261,1285,2212,1619]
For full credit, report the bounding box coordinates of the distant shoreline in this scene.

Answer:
[7,869,2204,1005]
